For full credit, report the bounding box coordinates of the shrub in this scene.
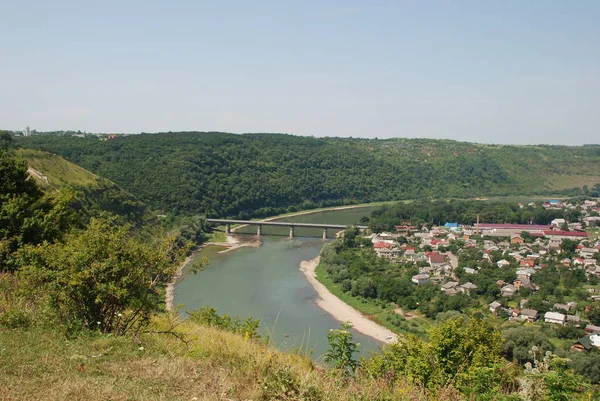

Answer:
[16,217,185,335]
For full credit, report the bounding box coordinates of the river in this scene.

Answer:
[174,206,384,360]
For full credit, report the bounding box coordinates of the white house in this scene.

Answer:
[412,274,430,285]
[497,259,511,268]
[544,311,567,325]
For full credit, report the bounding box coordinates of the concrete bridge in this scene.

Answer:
[206,219,367,239]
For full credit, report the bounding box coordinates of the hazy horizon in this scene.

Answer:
[2,1,599,145]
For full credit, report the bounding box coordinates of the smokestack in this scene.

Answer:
[476,214,480,235]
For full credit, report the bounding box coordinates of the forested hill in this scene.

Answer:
[15,148,150,225]
[17,133,600,218]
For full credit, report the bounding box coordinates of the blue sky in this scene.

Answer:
[1,1,599,144]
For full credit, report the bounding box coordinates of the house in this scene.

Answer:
[463,267,477,275]
[500,284,517,297]
[497,259,511,268]
[543,230,588,240]
[412,274,430,285]
[520,309,539,323]
[516,268,535,279]
[375,248,401,259]
[511,235,524,244]
[572,334,600,352]
[441,281,460,293]
[514,278,537,292]
[544,311,567,325]
[460,282,478,295]
[489,301,502,313]
[428,252,446,267]
[585,324,600,334]
[580,248,599,258]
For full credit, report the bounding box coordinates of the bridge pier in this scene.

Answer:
[289,226,295,238]
[225,223,231,235]
[256,225,262,236]
[323,228,327,240]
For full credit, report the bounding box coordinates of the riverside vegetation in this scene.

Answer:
[2,133,600,399]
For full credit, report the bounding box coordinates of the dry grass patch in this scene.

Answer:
[1,315,464,401]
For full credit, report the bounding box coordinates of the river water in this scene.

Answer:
[174,206,384,360]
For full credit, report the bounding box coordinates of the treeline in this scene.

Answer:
[363,199,573,232]
[15,132,600,218]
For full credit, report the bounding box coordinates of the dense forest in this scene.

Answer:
[16,132,600,218]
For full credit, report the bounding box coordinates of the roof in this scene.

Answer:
[490,301,502,308]
[520,309,538,317]
[461,282,478,289]
[545,311,566,321]
[444,222,458,228]
[412,274,430,280]
[543,230,588,237]
[477,223,551,230]
[576,336,593,351]
[428,253,446,263]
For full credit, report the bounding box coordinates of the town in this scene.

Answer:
[367,198,600,354]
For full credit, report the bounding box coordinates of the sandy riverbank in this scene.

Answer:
[165,250,197,311]
[217,234,261,253]
[299,256,398,345]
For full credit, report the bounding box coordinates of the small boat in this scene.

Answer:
[283,333,289,337]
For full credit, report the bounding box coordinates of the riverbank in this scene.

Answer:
[165,249,198,311]
[299,256,398,344]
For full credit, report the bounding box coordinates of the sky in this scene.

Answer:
[1,1,599,145]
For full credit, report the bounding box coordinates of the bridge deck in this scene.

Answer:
[206,218,366,230]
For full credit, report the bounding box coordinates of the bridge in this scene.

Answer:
[206,219,367,239]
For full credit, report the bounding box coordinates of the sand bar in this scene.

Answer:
[300,256,398,344]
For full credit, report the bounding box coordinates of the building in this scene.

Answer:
[542,230,588,240]
[520,309,539,323]
[460,282,478,295]
[500,284,517,297]
[428,252,446,267]
[544,311,567,325]
[511,235,524,244]
[489,301,502,313]
[412,274,430,285]
[572,334,600,352]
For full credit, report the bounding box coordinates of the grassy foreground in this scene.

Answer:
[0,314,448,401]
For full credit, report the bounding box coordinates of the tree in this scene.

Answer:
[502,326,554,364]
[323,322,359,376]
[362,318,519,397]
[1,153,78,270]
[0,131,12,151]
[17,217,188,334]
[561,239,578,254]
[587,306,600,326]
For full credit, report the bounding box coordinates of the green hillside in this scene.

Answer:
[17,133,600,218]
[16,148,108,189]
[15,148,149,224]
